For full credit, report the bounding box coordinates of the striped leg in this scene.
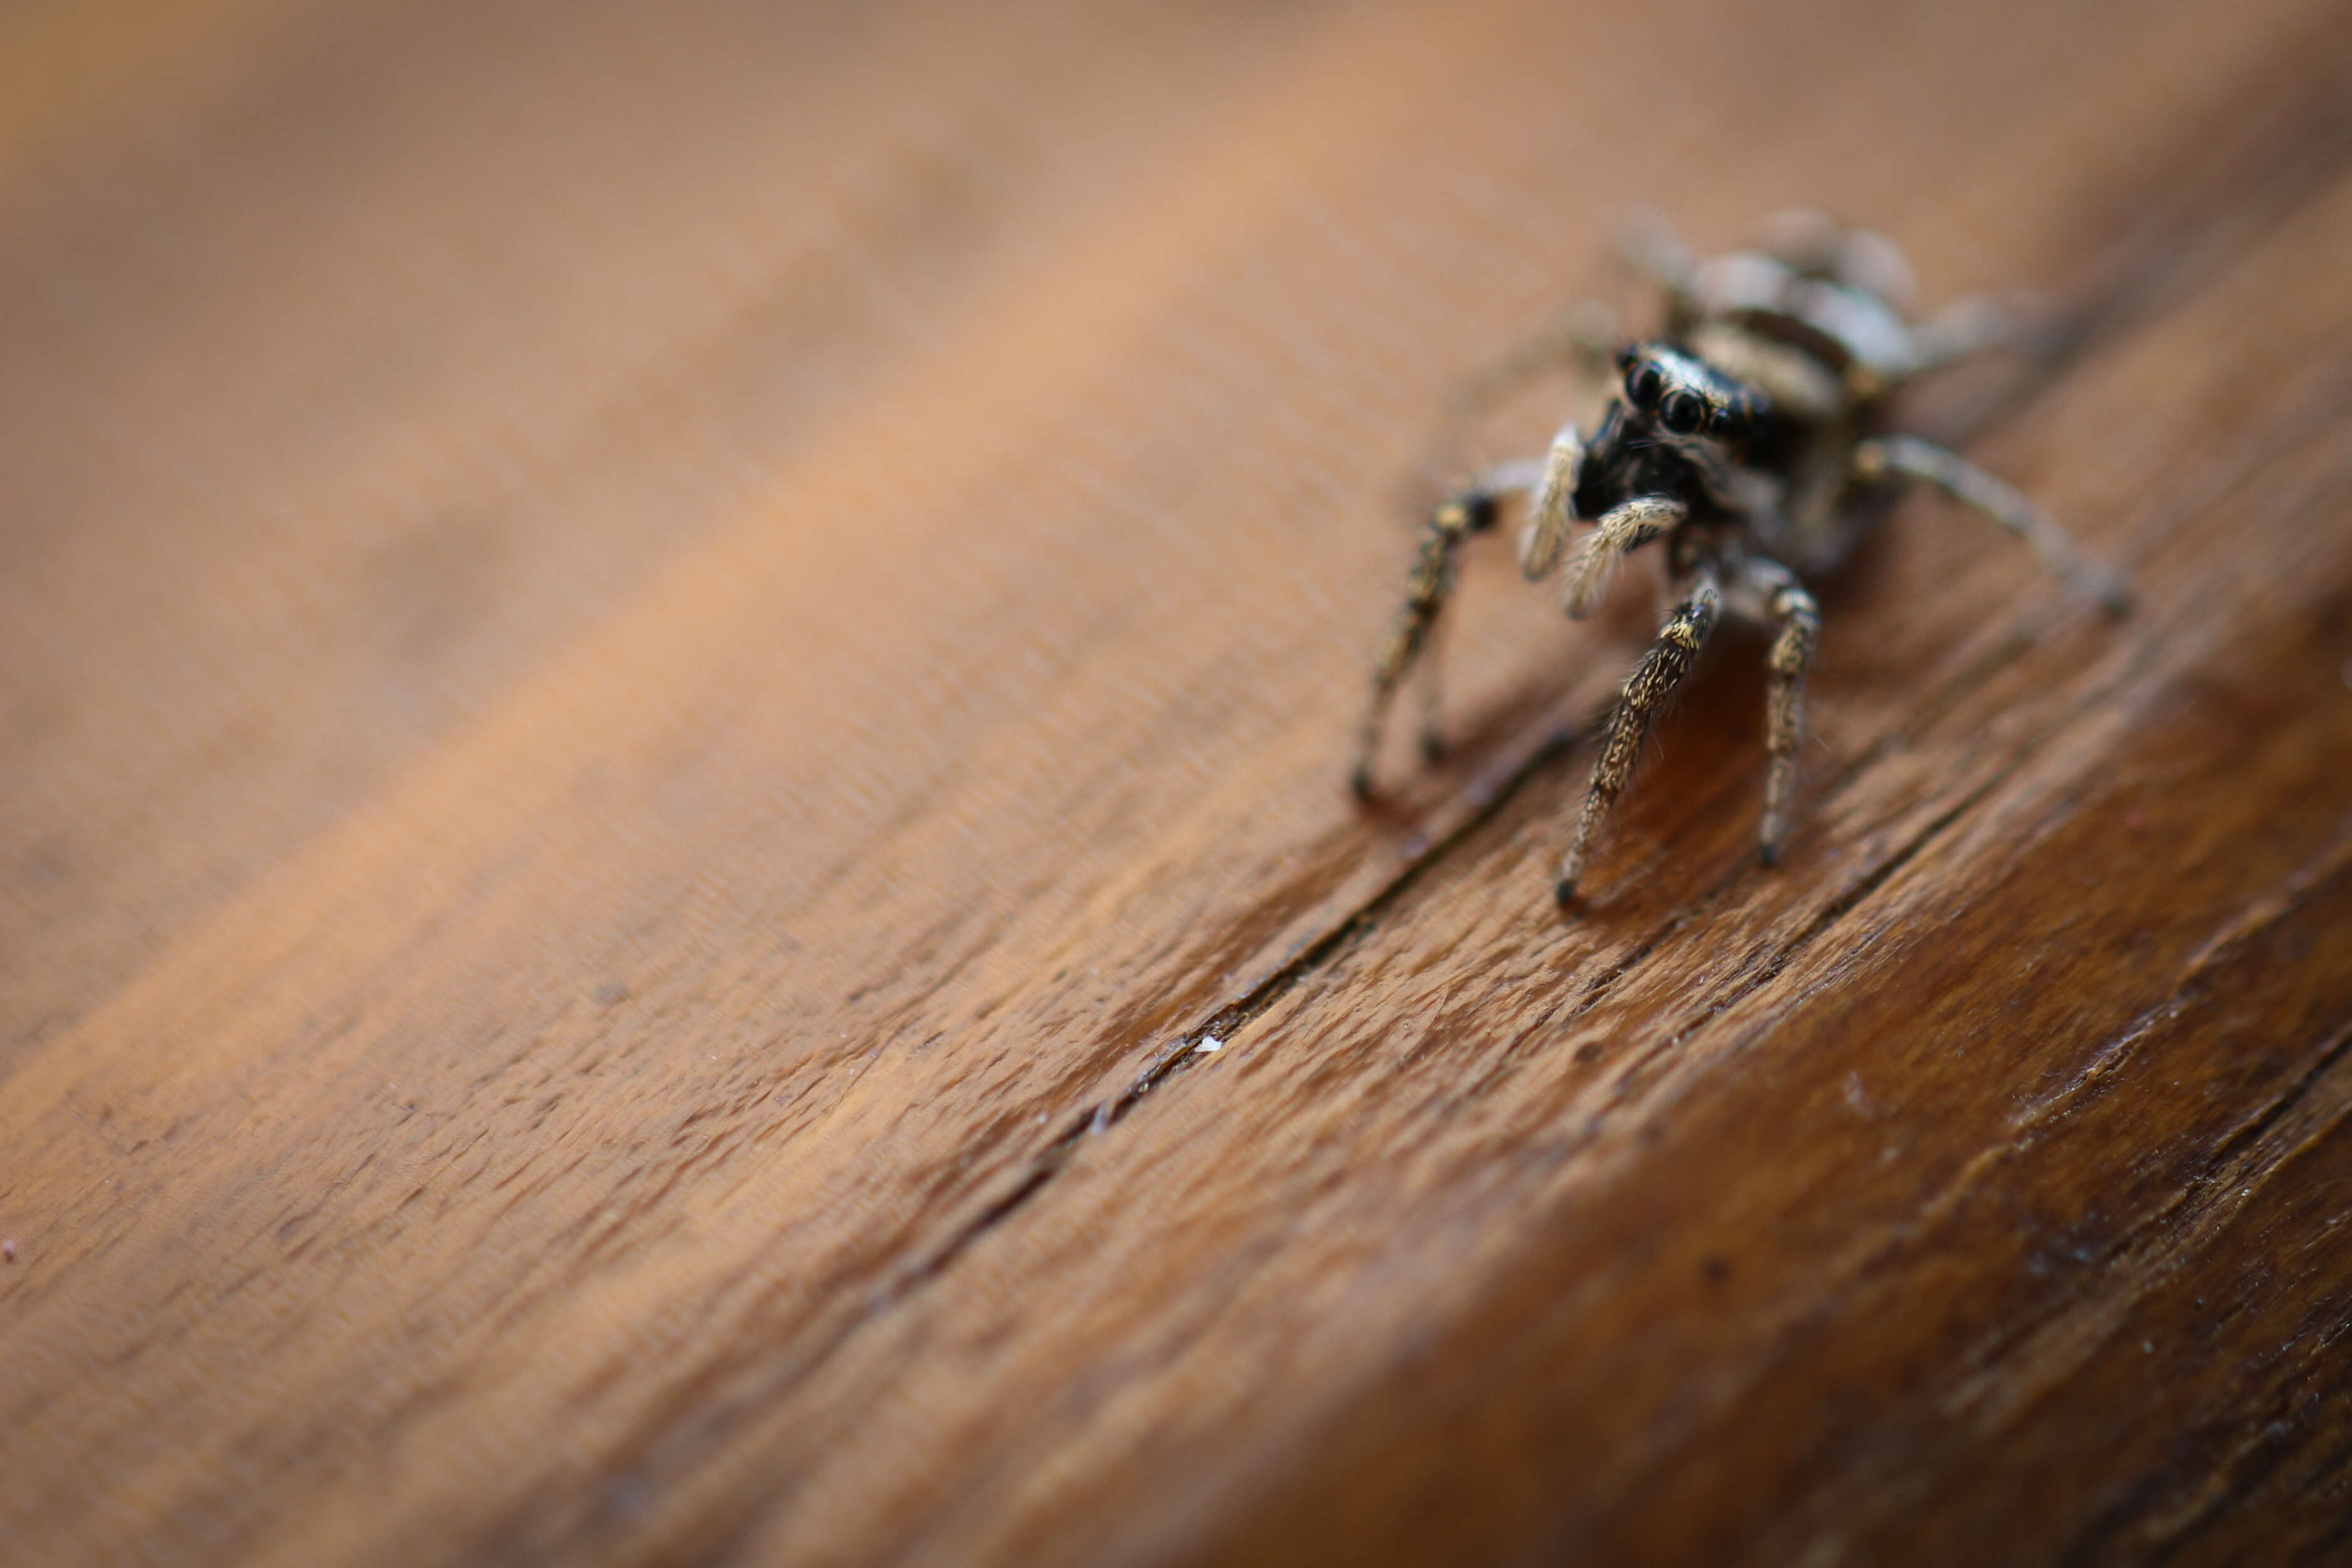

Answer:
[1352,490,1498,798]
[1558,571,1721,903]
[1730,556,1821,863]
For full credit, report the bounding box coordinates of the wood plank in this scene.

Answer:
[691,125,2352,1568]
[3,1,2350,1563]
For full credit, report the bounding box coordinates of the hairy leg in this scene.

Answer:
[1729,555,1821,862]
[1854,435,2131,613]
[1352,489,1499,798]
[1412,612,1449,764]
[1557,570,1721,903]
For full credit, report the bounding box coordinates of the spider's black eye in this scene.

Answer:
[1705,403,1748,442]
[1659,389,1705,435]
[1626,361,1663,409]
[1614,345,1640,374]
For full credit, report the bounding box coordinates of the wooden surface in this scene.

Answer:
[7,2,2352,1563]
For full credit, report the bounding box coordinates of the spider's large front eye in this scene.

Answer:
[1626,360,1663,410]
[1659,389,1705,435]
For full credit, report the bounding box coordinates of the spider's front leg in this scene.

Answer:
[1557,566,1722,904]
[1351,487,1498,799]
[1853,435,2131,613]
[1352,420,1585,798]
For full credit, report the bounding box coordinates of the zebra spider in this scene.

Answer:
[1352,211,2127,906]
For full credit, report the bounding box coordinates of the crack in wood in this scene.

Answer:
[434,19,2352,1563]
[1745,844,2352,1564]
[860,28,2352,1347]
[2020,813,2352,1139]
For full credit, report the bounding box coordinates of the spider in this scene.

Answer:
[1351,211,2127,906]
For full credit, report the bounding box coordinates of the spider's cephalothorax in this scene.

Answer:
[1352,211,2127,906]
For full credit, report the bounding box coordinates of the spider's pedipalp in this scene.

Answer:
[1557,571,1721,903]
[1563,495,1683,619]
[1521,420,1586,580]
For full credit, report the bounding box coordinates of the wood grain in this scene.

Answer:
[5,2,2352,1564]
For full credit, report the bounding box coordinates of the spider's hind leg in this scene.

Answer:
[1557,569,1722,903]
[1854,435,2129,613]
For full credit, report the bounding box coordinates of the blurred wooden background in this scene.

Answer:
[7,1,2352,1563]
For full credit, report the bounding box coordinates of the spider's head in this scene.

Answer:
[1616,342,1763,450]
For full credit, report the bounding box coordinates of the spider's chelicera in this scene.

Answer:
[1352,212,2127,906]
